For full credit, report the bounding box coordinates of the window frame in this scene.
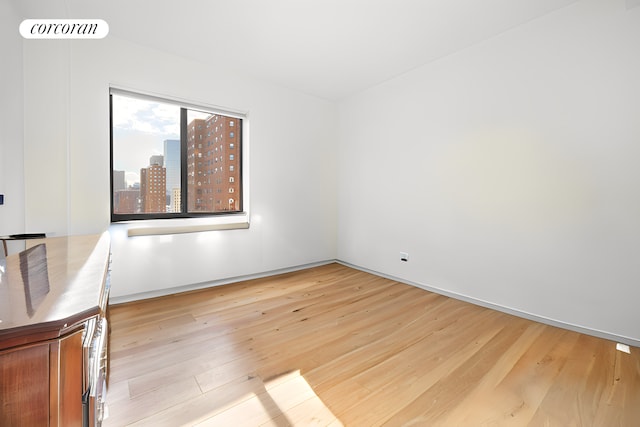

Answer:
[109,88,246,223]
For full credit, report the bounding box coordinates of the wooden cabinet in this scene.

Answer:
[0,233,110,427]
[0,342,50,425]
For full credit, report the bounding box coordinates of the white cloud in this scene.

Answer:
[125,171,139,188]
[152,103,180,135]
[112,93,180,136]
[112,94,182,186]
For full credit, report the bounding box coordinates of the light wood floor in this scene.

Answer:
[104,263,640,426]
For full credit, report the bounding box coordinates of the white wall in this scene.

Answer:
[23,41,70,235]
[0,1,25,255]
[337,0,640,344]
[14,0,640,344]
[22,36,337,298]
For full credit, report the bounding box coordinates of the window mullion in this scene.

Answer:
[180,108,188,215]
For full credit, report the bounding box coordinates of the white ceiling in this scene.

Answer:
[13,0,578,101]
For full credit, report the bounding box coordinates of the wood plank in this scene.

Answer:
[103,263,640,426]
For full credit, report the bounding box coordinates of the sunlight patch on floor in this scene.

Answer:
[195,370,343,426]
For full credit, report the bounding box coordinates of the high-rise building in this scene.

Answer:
[187,115,240,212]
[113,170,126,192]
[149,155,164,167]
[140,156,166,213]
[164,139,180,212]
[114,189,140,214]
[172,187,181,214]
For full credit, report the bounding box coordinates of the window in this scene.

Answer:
[110,89,243,221]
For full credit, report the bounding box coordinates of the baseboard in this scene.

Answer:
[336,260,640,349]
[108,259,336,305]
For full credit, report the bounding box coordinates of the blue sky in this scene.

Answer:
[112,93,216,187]
[112,94,179,187]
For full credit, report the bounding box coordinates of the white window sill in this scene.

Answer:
[111,214,250,237]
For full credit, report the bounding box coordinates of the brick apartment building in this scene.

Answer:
[187,115,241,212]
[140,161,166,213]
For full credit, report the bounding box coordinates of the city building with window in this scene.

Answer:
[113,189,139,214]
[140,157,166,213]
[187,116,240,212]
[113,170,126,192]
[171,187,181,214]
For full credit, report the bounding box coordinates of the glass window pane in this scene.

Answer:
[186,110,241,213]
[111,90,242,220]
[112,94,180,214]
